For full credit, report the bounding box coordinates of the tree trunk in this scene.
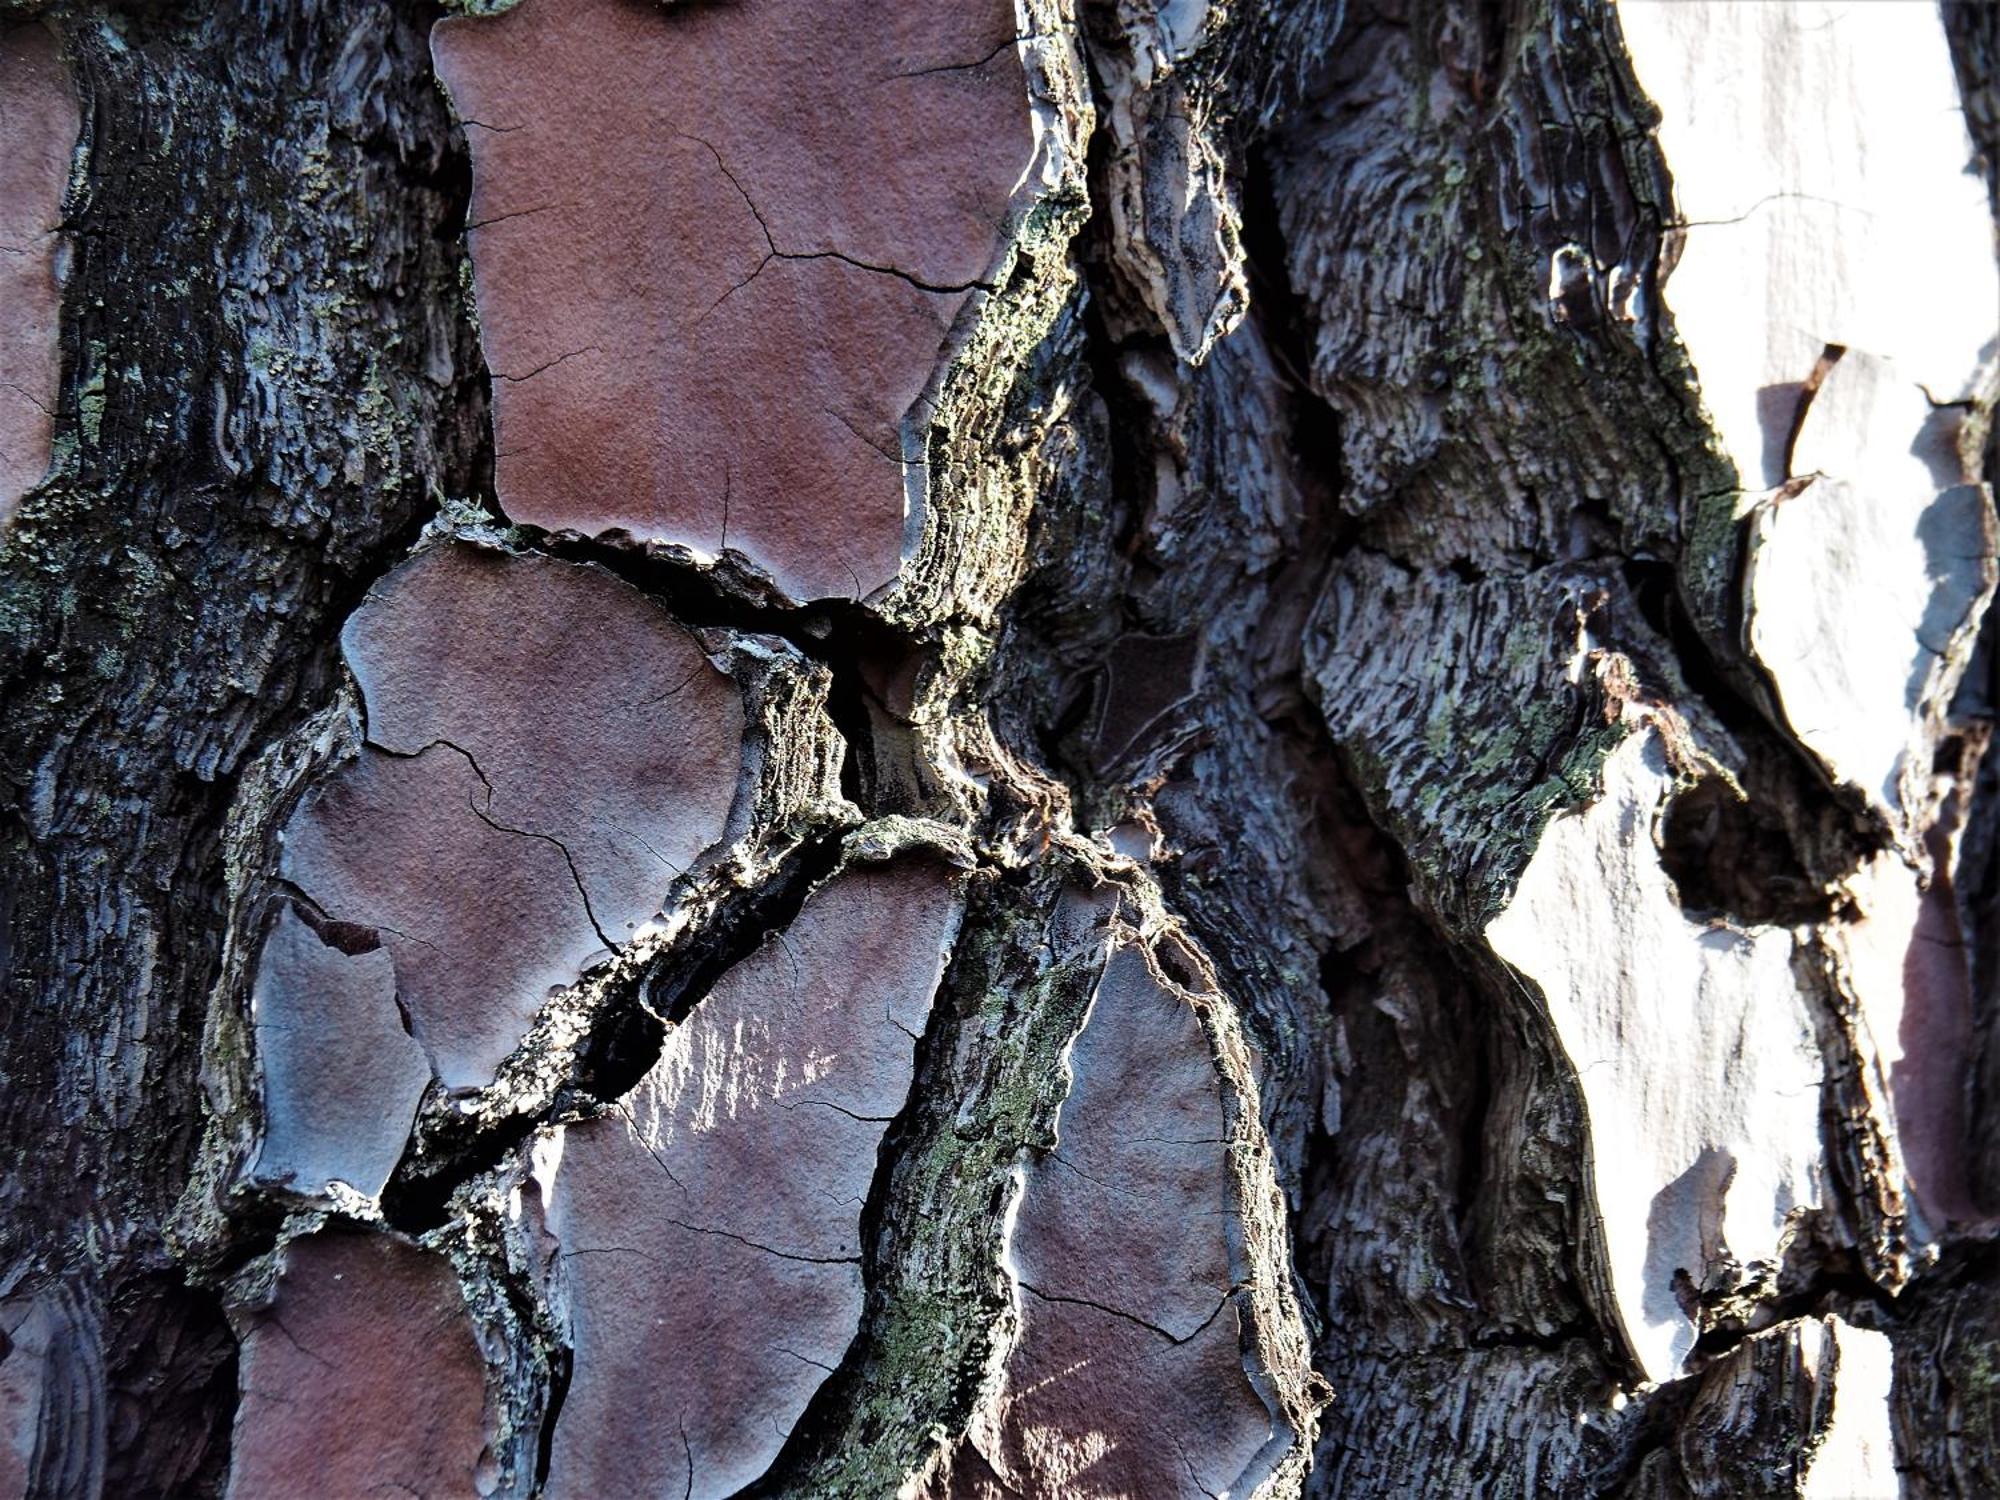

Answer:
[1,0,1997,1495]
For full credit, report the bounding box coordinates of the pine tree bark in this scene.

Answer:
[1,1,1996,1496]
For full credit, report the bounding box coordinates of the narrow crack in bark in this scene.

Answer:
[1016,1281,1234,1349]
[518,527,924,817]
[675,130,999,297]
[377,824,850,1233]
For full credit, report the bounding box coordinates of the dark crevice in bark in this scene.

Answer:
[524,528,848,642]
[103,1273,240,1500]
[1239,145,1346,520]
[1683,1248,1899,1370]
[1016,269,1157,814]
[817,610,925,818]
[1626,555,1877,920]
[1594,1373,1704,1499]
[1888,1241,2000,1497]
[575,828,850,1091]
[1657,776,1831,929]
[520,529,915,817]
[1452,986,1497,1253]
[531,1341,572,1496]
[1623,559,1744,723]
[379,825,849,1234]
[1465,1317,1599,1356]
[1960,600,2000,1214]
[1642,484,1893,911]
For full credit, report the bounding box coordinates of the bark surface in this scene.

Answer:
[0,0,1997,1497]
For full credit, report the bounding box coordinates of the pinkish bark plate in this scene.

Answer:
[960,945,1282,1498]
[226,1233,490,1500]
[432,0,1037,602]
[268,542,743,1100]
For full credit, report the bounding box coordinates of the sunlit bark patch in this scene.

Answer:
[957,944,1289,1500]
[431,0,1039,603]
[1487,727,1826,1384]
[1619,0,1995,479]
[1827,842,1982,1230]
[1742,352,1995,846]
[1622,0,1999,850]
[1635,1313,1896,1495]
[537,861,961,1499]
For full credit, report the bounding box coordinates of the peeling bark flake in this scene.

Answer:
[956,943,1290,1500]
[538,861,962,1500]
[248,905,428,1200]
[1742,350,1996,847]
[265,541,744,1096]
[225,1233,491,1500]
[1487,728,1825,1384]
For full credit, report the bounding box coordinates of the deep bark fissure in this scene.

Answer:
[378,824,853,1234]
[519,528,917,814]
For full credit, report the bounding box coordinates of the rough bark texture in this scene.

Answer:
[2,0,1999,1496]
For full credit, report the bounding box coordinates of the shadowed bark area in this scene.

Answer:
[1,0,1997,1497]
[0,0,485,1490]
